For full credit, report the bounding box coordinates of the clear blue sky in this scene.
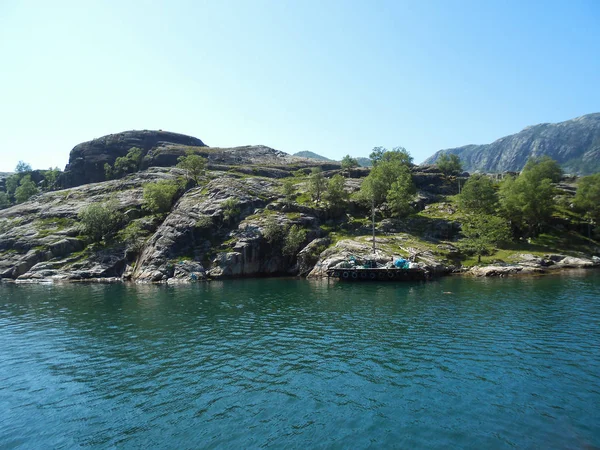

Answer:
[1,0,599,172]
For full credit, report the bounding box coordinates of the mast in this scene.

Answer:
[372,195,375,254]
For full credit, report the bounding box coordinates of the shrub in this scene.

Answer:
[78,200,124,241]
[222,198,240,224]
[283,225,307,256]
[263,216,286,244]
[143,180,179,214]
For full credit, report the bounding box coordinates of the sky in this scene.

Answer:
[0,0,599,172]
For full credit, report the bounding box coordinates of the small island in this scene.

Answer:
[0,126,599,284]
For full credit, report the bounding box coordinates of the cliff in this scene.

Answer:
[424,113,600,175]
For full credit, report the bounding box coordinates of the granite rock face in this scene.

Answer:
[424,113,600,175]
[61,130,207,188]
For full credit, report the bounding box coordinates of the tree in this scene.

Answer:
[0,192,10,209]
[386,166,416,217]
[78,200,124,241]
[14,175,39,203]
[41,167,61,190]
[143,180,179,214]
[308,168,327,206]
[574,173,600,232]
[499,173,556,237]
[282,225,307,256]
[437,153,462,176]
[381,147,413,166]
[282,178,296,205]
[15,161,32,173]
[5,174,21,197]
[369,146,386,166]
[341,155,359,170]
[107,147,143,179]
[323,174,349,212]
[460,214,512,263]
[458,174,498,214]
[522,156,562,183]
[177,150,206,185]
[369,146,413,167]
[359,155,414,206]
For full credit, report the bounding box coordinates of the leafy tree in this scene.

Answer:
[0,192,10,209]
[574,173,600,225]
[499,173,556,237]
[341,155,359,169]
[359,155,414,206]
[15,161,32,173]
[143,180,179,214]
[458,174,498,214]
[437,153,462,176]
[522,156,562,183]
[282,224,307,256]
[381,147,413,166]
[41,167,61,189]
[222,198,240,224]
[369,146,386,166]
[324,174,349,212]
[104,163,113,180]
[177,150,206,185]
[460,214,512,263]
[369,146,413,167]
[14,175,39,203]
[386,166,416,217]
[308,168,327,206]
[106,147,143,179]
[282,178,296,205]
[78,200,124,241]
[5,174,21,197]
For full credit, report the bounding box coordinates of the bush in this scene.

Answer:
[117,221,148,253]
[78,200,124,241]
[263,216,286,244]
[143,180,179,214]
[222,198,240,224]
[283,225,307,256]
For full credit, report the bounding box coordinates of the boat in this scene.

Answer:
[326,258,431,282]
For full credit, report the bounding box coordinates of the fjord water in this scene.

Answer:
[1,273,599,449]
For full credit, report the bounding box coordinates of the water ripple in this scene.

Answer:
[1,273,600,448]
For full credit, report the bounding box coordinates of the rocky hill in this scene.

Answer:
[1,130,598,284]
[424,113,600,175]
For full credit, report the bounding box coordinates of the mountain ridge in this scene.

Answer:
[424,113,600,175]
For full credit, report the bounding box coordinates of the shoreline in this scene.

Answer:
[2,264,599,285]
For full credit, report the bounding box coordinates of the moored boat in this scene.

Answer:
[326,258,431,282]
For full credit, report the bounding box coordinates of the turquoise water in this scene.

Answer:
[1,272,600,449]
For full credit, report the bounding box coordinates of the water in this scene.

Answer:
[1,272,600,449]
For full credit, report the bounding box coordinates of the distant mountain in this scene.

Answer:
[293,151,332,161]
[355,157,372,167]
[423,113,600,175]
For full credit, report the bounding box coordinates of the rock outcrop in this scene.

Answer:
[468,253,600,277]
[61,130,207,187]
[424,113,600,175]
